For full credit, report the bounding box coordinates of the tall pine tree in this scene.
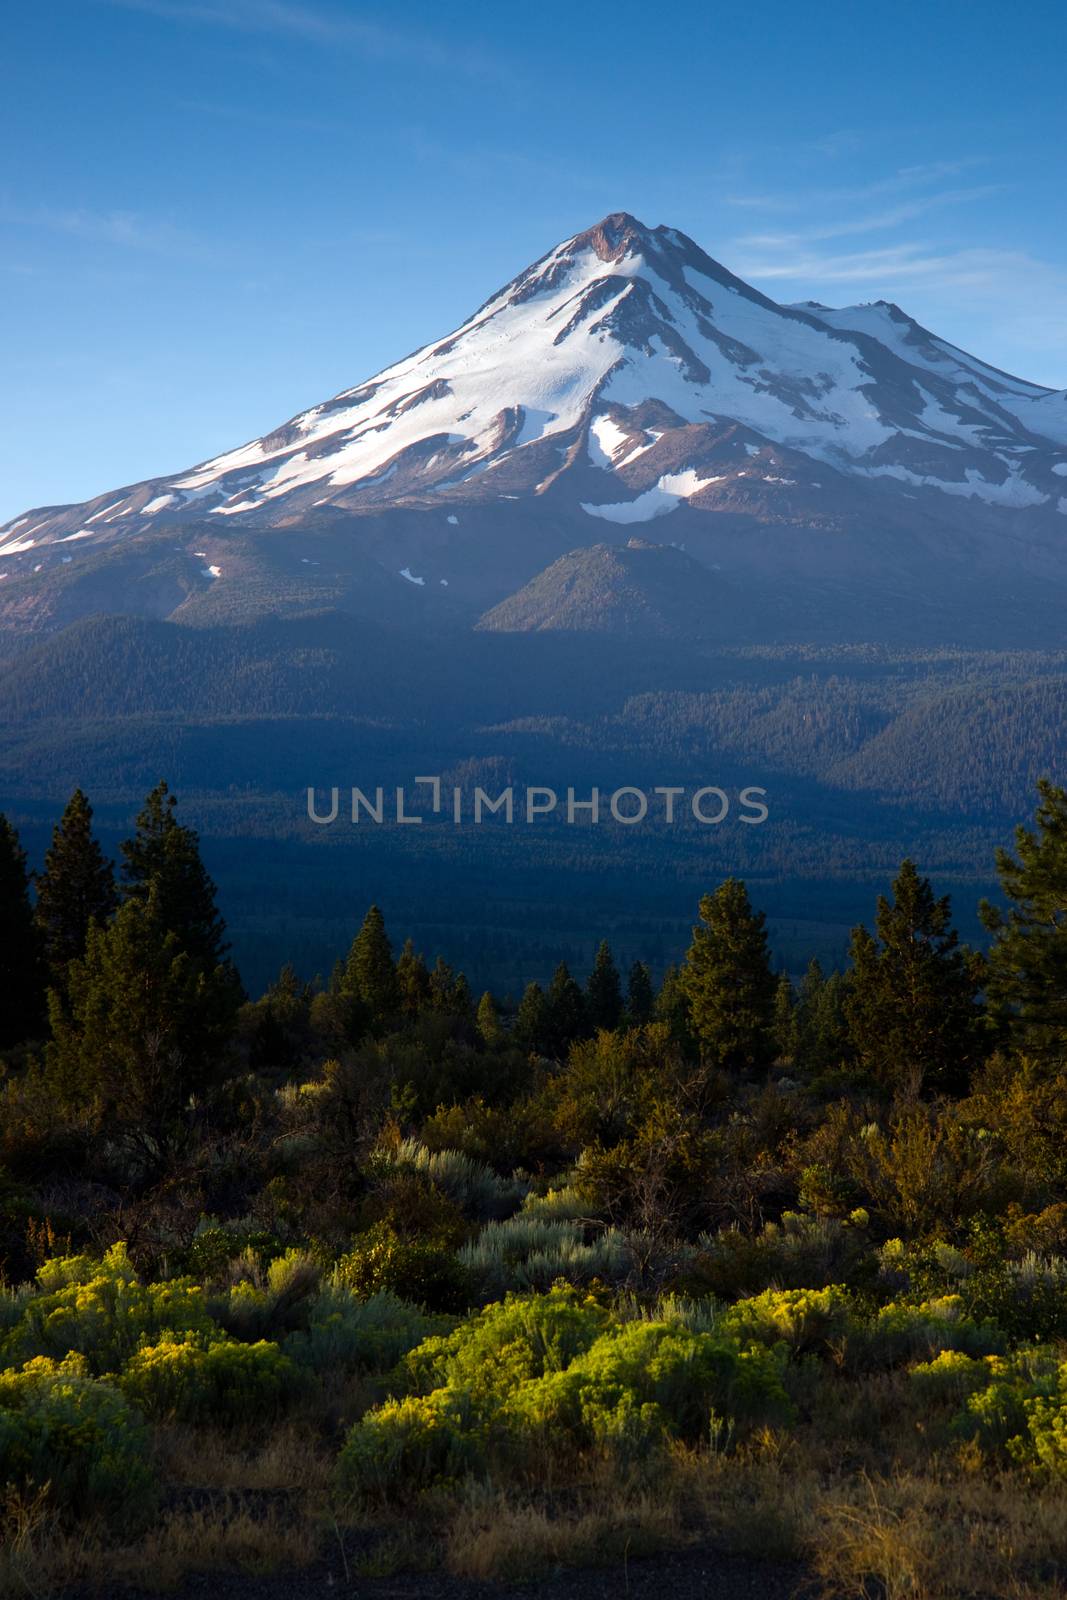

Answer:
[981,780,1067,1058]
[627,960,654,1026]
[47,886,237,1136]
[845,859,983,1096]
[121,782,230,974]
[681,879,776,1073]
[341,904,399,1028]
[586,940,623,1031]
[396,938,431,1016]
[35,789,117,984]
[514,981,548,1053]
[0,815,46,1048]
[543,962,590,1058]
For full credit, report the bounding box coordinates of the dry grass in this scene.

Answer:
[0,1496,321,1599]
[444,1483,683,1581]
[155,1418,334,1496]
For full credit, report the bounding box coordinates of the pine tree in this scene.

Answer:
[120,782,230,972]
[981,780,1067,1058]
[627,960,654,1026]
[47,887,237,1135]
[681,879,777,1073]
[0,815,46,1048]
[773,972,797,1061]
[654,962,693,1051]
[514,981,548,1053]
[845,859,983,1095]
[794,958,851,1075]
[586,940,623,1030]
[543,962,589,1058]
[341,904,399,1028]
[35,789,117,984]
[428,955,463,1013]
[476,990,502,1045]
[396,938,431,1015]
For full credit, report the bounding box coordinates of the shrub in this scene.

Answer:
[860,1295,1004,1369]
[336,1387,486,1501]
[2,1243,217,1373]
[343,1286,794,1503]
[401,1284,609,1400]
[504,1318,793,1455]
[380,1140,527,1220]
[336,1223,470,1312]
[459,1215,632,1297]
[952,1348,1064,1467]
[284,1287,452,1376]
[120,1333,299,1426]
[722,1285,856,1356]
[0,1354,155,1529]
[213,1248,321,1340]
[909,1348,989,1404]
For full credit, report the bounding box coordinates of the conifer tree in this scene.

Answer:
[514,981,548,1053]
[773,972,797,1060]
[120,782,230,973]
[543,961,590,1058]
[981,780,1067,1058]
[0,814,46,1048]
[396,938,431,1015]
[35,789,117,984]
[654,962,693,1051]
[681,878,777,1073]
[794,958,851,1075]
[341,904,399,1028]
[476,990,503,1045]
[627,960,654,1026]
[845,859,983,1095]
[47,887,237,1134]
[428,953,460,1004]
[586,940,623,1031]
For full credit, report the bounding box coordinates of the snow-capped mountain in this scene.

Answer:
[3,212,1067,641]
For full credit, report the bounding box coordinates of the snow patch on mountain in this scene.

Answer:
[582,469,725,524]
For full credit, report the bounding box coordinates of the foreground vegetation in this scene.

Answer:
[1,779,1067,1596]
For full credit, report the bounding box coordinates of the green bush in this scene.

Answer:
[722,1285,856,1356]
[503,1318,793,1456]
[340,1286,793,1502]
[0,1354,155,1528]
[861,1294,1004,1369]
[909,1348,989,1404]
[2,1244,217,1373]
[336,1386,486,1501]
[284,1287,452,1375]
[401,1283,609,1399]
[458,1215,631,1296]
[951,1348,1065,1470]
[336,1223,471,1312]
[120,1333,299,1426]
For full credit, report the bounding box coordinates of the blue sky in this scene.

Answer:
[2,0,1065,523]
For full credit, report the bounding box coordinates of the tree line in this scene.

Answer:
[3,777,1067,1146]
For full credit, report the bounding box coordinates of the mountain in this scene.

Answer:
[477,538,739,639]
[3,211,1066,646]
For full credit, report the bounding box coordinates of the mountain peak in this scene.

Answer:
[3,207,1066,640]
[572,211,654,261]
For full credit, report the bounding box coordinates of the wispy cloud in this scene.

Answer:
[735,187,1002,248]
[101,0,513,84]
[0,201,209,260]
[724,159,985,213]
